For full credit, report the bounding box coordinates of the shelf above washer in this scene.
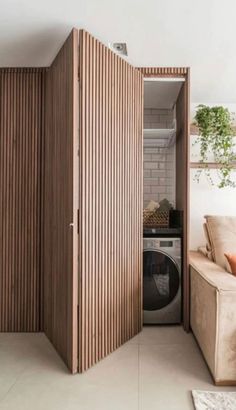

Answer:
[143,128,176,147]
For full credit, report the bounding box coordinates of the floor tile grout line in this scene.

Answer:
[0,342,40,406]
[0,363,30,405]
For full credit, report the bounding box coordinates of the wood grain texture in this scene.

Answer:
[43,29,78,373]
[78,30,143,372]
[138,67,188,77]
[176,69,190,331]
[0,68,45,332]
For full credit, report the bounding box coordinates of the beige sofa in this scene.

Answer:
[190,250,236,385]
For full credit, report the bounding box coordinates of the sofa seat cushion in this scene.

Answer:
[204,215,236,270]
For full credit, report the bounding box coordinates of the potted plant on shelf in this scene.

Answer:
[193,104,236,188]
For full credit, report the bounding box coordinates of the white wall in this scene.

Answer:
[190,170,236,249]
[2,0,236,106]
[190,103,236,249]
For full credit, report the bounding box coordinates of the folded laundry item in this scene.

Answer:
[146,200,160,212]
[158,198,172,212]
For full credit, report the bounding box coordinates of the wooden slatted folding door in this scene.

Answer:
[78,30,143,372]
[43,29,79,373]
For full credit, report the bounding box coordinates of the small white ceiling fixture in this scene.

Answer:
[109,42,128,56]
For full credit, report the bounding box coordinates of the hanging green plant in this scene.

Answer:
[194,104,236,188]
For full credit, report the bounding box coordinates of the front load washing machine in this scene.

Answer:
[143,237,181,324]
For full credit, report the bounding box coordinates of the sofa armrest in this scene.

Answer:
[190,251,236,292]
[190,251,236,384]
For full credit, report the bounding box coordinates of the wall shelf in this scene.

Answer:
[143,128,176,147]
[190,162,236,169]
[190,124,236,136]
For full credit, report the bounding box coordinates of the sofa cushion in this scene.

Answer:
[204,215,236,270]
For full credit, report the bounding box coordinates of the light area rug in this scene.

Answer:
[192,390,236,410]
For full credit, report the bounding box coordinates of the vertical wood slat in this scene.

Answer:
[0,68,45,332]
[137,67,188,77]
[78,30,143,372]
[175,70,190,331]
[43,29,78,373]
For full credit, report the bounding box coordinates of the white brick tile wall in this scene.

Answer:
[143,145,175,207]
[151,185,166,194]
[143,154,152,161]
[151,170,166,178]
[144,162,158,170]
[143,186,151,193]
[144,108,174,129]
[143,108,175,208]
[158,162,166,170]
[143,170,151,178]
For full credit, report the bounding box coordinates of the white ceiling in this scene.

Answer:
[144,81,183,109]
[1,0,236,103]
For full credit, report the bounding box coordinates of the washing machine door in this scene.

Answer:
[143,250,180,311]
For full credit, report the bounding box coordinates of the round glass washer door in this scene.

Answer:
[143,250,180,311]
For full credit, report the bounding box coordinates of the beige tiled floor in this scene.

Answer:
[0,326,234,410]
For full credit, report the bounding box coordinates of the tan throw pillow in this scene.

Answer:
[204,215,236,269]
[225,253,236,276]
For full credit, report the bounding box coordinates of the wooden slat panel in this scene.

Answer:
[43,29,78,373]
[176,70,190,331]
[0,68,45,332]
[78,30,143,372]
[138,67,188,77]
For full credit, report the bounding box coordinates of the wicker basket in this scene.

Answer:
[143,209,169,228]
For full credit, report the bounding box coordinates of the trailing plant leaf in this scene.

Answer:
[194,105,236,188]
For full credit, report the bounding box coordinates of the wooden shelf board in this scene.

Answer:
[190,124,236,136]
[190,162,236,169]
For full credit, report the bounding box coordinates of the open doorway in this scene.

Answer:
[142,77,188,327]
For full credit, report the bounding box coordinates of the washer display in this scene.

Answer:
[143,237,181,324]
